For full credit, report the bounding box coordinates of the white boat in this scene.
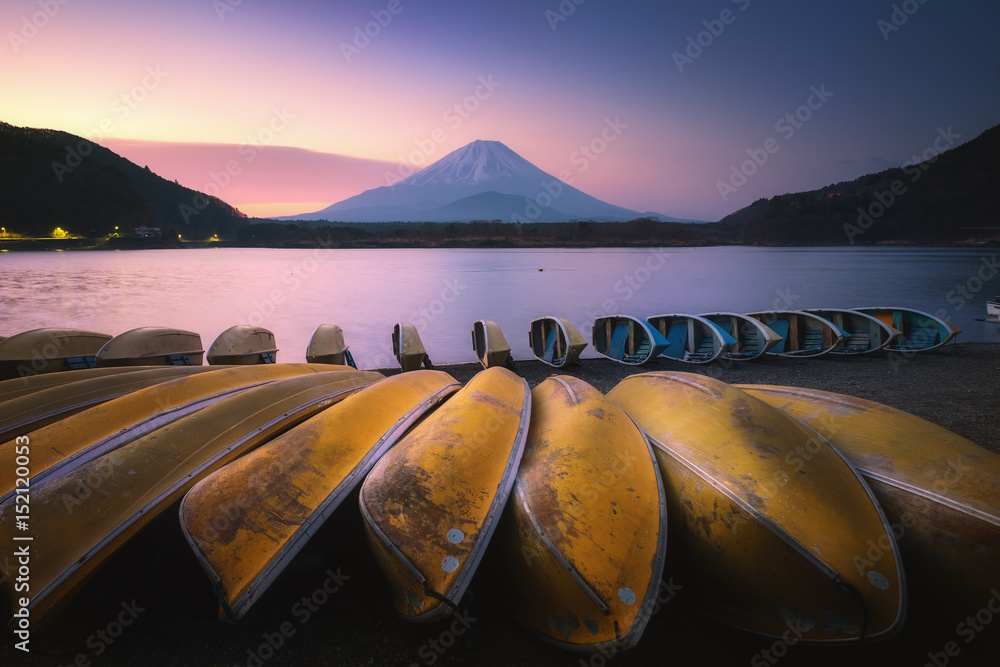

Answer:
[987,296,1000,322]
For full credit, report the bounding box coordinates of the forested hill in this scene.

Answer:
[0,122,245,239]
[717,124,1000,245]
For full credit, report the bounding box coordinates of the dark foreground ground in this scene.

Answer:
[3,343,999,667]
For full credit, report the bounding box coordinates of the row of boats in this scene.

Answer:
[1,358,997,653]
[0,306,960,382]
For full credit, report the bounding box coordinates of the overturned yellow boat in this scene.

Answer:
[0,364,343,503]
[96,327,204,366]
[392,322,432,372]
[607,372,905,642]
[208,325,278,365]
[496,376,666,651]
[180,370,461,619]
[0,328,112,379]
[360,366,530,621]
[0,369,381,629]
[740,384,1000,617]
[0,365,214,441]
[306,324,357,367]
[471,319,514,369]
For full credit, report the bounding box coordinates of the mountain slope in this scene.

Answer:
[283,140,647,222]
[718,124,1000,244]
[0,122,246,239]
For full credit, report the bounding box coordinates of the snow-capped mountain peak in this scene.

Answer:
[400,140,548,187]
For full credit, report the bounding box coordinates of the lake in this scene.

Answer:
[1,246,997,368]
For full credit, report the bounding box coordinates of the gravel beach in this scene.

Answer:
[3,342,999,667]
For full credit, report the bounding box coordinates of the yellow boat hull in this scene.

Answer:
[607,372,905,642]
[739,384,1000,617]
[392,322,430,372]
[472,319,513,369]
[180,370,461,619]
[0,364,349,502]
[0,365,216,441]
[360,366,530,622]
[0,369,381,630]
[496,376,667,651]
[0,366,157,403]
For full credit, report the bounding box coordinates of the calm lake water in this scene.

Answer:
[1,247,997,368]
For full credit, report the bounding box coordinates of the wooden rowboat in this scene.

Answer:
[306,324,357,367]
[207,325,278,365]
[745,310,848,358]
[181,370,461,619]
[528,316,587,368]
[496,376,667,651]
[647,314,737,365]
[471,319,514,370]
[592,316,668,366]
[96,327,204,366]
[852,307,960,352]
[607,372,905,642]
[360,367,530,622]
[804,309,899,354]
[392,322,432,372]
[0,328,112,379]
[699,312,783,361]
[739,384,1000,618]
[0,369,382,630]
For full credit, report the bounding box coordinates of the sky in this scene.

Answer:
[2,0,999,221]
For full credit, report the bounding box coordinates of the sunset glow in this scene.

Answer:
[2,0,998,221]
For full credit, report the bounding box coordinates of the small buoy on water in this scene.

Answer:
[538,268,543,272]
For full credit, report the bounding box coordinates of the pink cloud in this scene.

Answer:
[103,139,399,217]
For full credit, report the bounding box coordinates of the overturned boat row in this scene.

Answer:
[1,362,995,655]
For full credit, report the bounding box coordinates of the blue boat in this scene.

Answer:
[805,309,898,355]
[699,312,784,361]
[592,315,669,365]
[852,307,960,352]
[745,310,849,358]
[646,314,737,364]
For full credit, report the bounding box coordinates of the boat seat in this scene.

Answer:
[902,327,939,349]
[65,355,98,370]
[844,330,871,351]
[741,328,759,353]
[259,351,276,364]
[624,338,651,364]
[767,319,789,354]
[684,336,717,362]
[167,353,192,366]
[802,329,825,350]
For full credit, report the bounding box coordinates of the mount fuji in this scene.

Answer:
[281,140,661,223]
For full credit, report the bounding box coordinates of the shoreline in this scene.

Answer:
[2,343,998,666]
